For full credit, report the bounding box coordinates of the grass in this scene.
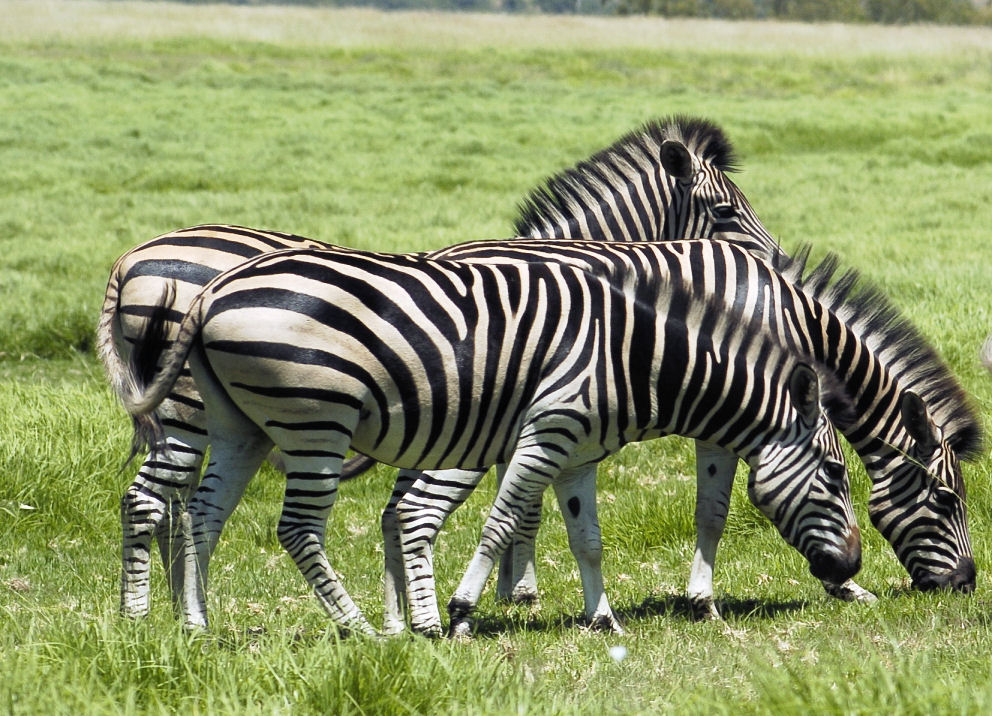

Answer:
[1,2,992,713]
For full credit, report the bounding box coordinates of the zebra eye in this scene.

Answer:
[824,460,846,482]
[933,486,958,511]
[710,204,736,221]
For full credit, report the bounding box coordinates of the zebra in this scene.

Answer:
[110,242,862,635]
[100,115,785,619]
[373,239,982,635]
[99,224,332,618]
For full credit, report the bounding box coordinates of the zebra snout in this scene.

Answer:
[807,529,862,584]
[913,556,977,594]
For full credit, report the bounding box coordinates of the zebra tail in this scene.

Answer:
[95,256,134,415]
[121,284,203,460]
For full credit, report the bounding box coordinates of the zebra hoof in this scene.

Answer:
[447,618,473,641]
[119,603,151,620]
[411,622,444,639]
[511,587,539,606]
[586,613,625,635]
[688,596,722,621]
[823,578,878,604]
[381,621,408,638]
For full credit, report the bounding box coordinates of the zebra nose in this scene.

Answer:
[807,529,862,583]
[913,556,976,594]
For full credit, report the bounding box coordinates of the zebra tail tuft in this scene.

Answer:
[121,282,203,459]
[124,284,176,462]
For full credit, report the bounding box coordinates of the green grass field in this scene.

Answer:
[2,2,992,713]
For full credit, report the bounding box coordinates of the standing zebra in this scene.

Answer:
[112,243,861,635]
[101,115,785,619]
[377,239,981,635]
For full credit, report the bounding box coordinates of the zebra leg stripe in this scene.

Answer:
[120,437,205,618]
[393,467,489,637]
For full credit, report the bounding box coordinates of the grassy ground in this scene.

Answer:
[1,2,991,713]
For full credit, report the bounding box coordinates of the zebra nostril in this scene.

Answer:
[915,556,976,593]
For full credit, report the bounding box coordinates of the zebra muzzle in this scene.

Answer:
[807,527,862,584]
[913,556,976,594]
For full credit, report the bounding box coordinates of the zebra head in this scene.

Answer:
[746,363,861,586]
[512,116,783,262]
[657,117,784,262]
[867,392,975,593]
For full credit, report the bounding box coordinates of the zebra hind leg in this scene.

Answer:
[494,464,542,606]
[276,450,375,636]
[181,431,272,630]
[381,469,416,636]
[394,467,489,638]
[120,439,204,619]
[447,454,560,639]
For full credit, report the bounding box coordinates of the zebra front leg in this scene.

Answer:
[687,442,738,621]
[120,438,204,619]
[493,463,541,605]
[553,464,623,634]
[276,452,374,636]
[396,468,489,637]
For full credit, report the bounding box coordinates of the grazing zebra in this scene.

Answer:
[101,115,784,619]
[376,239,982,635]
[112,242,861,635]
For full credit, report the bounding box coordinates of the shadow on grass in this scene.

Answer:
[463,590,809,638]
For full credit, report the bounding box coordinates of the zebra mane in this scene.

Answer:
[772,247,984,461]
[512,115,738,238]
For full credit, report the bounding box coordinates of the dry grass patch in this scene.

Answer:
[4,0,992,55]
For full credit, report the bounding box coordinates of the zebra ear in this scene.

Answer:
[660,140,694,180]
[788,363,821,426]
[901,391,938,453]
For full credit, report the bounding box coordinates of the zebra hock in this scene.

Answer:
[114,245,860,635]
[380,239,982,634]
[101,114,785,620]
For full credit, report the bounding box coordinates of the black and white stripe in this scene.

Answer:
[98,224,328,618]
[113,240,864,634]
[100,116,782,619]
[380,239,981,634]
